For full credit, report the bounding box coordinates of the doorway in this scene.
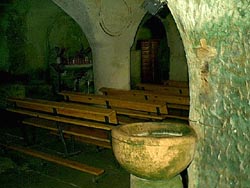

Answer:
[130,6,187,88]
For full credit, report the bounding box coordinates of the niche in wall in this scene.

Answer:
[130,5,188,88]
[47,14,93,93]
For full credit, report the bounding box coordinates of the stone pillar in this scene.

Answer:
[51,0,145,92]
[92,42,131,92]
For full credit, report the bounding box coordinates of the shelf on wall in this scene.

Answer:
[64,64,93,69]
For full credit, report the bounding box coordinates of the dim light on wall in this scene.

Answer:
[141,0,167,15]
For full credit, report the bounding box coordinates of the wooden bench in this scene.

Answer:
[99,87,190,108]
[7,97,118,124]
[136,83,189,96]
[99,87,189,121]
[58,91,169,121]
[6,96,120,176]
[59,90,189,121]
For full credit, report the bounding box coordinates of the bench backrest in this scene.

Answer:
[136,83,189,96]
[99,87,190,106]
[58,91,168,115]
[7,97,118,124]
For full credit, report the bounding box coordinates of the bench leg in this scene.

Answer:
[57,124,69,157]
[70,135,75,152]
[56,124,81,157]
[69,135,81,156]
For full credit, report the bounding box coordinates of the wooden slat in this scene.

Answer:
[136,83,189,96]
[98,88,189,120]
[23,118,111,145]
[163,80,189,88]
[164,114,189,121]
[99,87,190,106]
[117,115,145,125]
[167,104,189,110]
[7,97,118,124]
[115,108,167,121]
[49,131,111,149]
[6,108,113,131]
[74,136,111,149]
[0,143,104,176]
[59,91,168,114]
[7,97,55,113]
[60,91,107,106]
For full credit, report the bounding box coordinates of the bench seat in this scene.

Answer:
[5,96,120,175]
[0,143,105,176]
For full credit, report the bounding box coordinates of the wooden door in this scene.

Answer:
[140,39,160,83]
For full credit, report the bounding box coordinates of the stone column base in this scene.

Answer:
[130,174,183,188]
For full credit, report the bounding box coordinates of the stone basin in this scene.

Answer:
[111,121,197,180]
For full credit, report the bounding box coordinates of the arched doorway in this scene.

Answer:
[130,5,188,88]
[139,16,169,84]
[130,5,190,187]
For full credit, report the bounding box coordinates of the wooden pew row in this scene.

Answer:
[58,91,188,121]
[6,96,120,176]
[99,87,190,108]
[98,87,189,120]
[58,91,168,121]
[6,97,116,147]
[59,91,168,114]
[136,83,189,96]
[163,80,189,88]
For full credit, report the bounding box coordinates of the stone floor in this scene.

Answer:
[0,148,130,188]
[0,110,130,188]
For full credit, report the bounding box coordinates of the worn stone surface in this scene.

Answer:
[167,0,250,187]
[112,122,197,180]
[163,14,188,81]
[131,174,183,188]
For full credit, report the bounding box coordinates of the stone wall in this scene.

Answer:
[0,0,91,95]
[167,0,250,187]
[162,14,188,81]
